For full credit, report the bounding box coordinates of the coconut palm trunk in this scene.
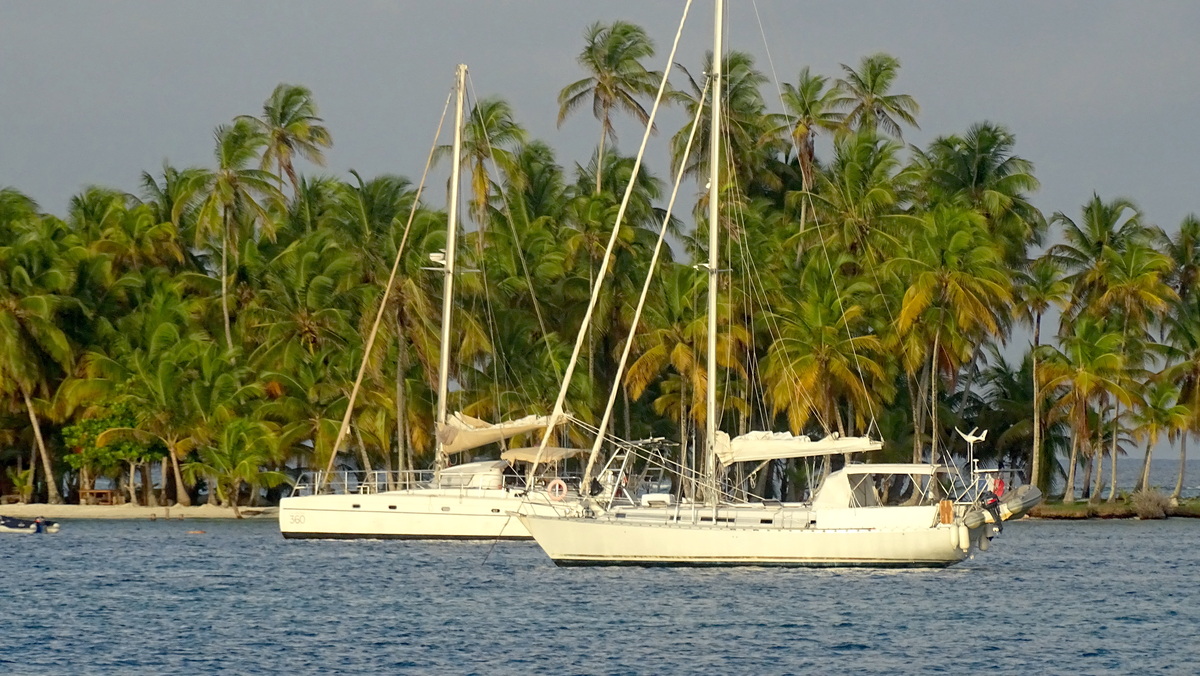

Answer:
[395,324,408,488]
[1063,404,1083,504]
[221,220,234,351]
[1107,414,1119,502]
[1172,434,1187,501]
[1138,443,1154,493]
[229,479,243,518]
[595,122,608,194]
[22,386,62,504]
[930,327,942,460]
[1031,314,1044,489]
[169,443,192,506]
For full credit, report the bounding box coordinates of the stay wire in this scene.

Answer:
[323,85,455,478]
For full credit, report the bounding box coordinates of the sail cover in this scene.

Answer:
[714,430,882,465]
[500,447,586,464]
[437,412,559,457]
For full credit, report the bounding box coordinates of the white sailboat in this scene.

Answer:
[518,0,1040,566]
[279,65,585,540]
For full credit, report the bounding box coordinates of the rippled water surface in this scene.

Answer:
[2,517,1198,674]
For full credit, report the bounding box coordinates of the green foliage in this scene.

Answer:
[61,402,166,475]
[0,25,1191,509]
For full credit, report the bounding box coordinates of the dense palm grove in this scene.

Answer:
[1,21,1195,511]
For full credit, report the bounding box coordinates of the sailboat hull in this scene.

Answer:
[518,512,968,568]
[280,489,565,540]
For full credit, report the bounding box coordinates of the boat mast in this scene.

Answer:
[704,0,723,505]
[435,64,467,474]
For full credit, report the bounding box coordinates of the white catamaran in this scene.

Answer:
[280,65,592,540]
[517,0,1041,566]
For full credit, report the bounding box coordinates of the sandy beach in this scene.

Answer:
[0,503,277,520]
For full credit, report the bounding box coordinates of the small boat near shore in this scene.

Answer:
[1,515,60,534]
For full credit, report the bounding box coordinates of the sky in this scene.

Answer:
[3,0,1198,234]
[2,1,1197,462]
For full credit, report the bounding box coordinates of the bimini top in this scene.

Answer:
[812,463,947,509]
[714,430,882,465]
[500,447,586,464]
[436,412,559,457]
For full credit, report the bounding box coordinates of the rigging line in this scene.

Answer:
[322,86,455,479]
[753,14,888,439]
[528,0,695,482]
[461,85,513,426]
[715,4,827,432]
[465,75,564,387]
[581,71,710,497]
[751,0,885,433]
[714,85,827,435]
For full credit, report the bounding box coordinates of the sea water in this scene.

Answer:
[1,516,1197,674]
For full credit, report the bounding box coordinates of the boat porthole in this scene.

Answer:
[352,504,361,509]
[491,509,500,513]
[388,505,397,510]
[441,506,450,512]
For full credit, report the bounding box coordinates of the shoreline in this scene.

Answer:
[5,501,1198,522]
[0,503,277,520]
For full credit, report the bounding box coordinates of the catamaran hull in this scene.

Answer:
[279,489,563,540]
[518,514,968,568]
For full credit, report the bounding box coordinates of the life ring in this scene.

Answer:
[548,479,568,502]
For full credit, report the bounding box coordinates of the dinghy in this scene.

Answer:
[0,515,60,534]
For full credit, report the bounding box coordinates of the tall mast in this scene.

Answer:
[435,64,467,474]
[704,0,723,505]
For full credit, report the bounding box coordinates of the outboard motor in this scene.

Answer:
[979,491,1002,533]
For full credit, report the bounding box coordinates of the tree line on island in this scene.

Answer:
[1,21,1194,513]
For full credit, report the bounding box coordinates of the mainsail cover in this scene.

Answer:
[500,447,586,464]
[714,430,882,465]
[436,412,558,457]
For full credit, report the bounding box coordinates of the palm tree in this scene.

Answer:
[1164,299,1200,500]
[797,130,917,263]
[1017,256,1070,491]
[833,53,920,138]
[917,122,1045,265]
[1048,194,1145,319]
[185,417,286,518]
[558,20,659,194]
[760,267,888,436]
[239,83,332,195]
[88,305,208,507]
[195,118,283,351]
[894,205,1013,459]
[670,51,779,195]
[435,97,528,232]
[0,202,78,504]
[773,67,845,189]
[1040,318,1130,503]
[1130,380,1189,494]
[1163,216,1200,499]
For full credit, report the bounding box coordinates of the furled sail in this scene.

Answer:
[714,430,882,465]
[436,412,559,457]
[500,447,586,464]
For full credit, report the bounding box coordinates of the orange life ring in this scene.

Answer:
[548,478,568,502]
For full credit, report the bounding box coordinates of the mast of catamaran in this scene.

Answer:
[703,0,723,506]
[434,64,467,475]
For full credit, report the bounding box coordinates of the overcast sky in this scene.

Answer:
[3,0,1198,236]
